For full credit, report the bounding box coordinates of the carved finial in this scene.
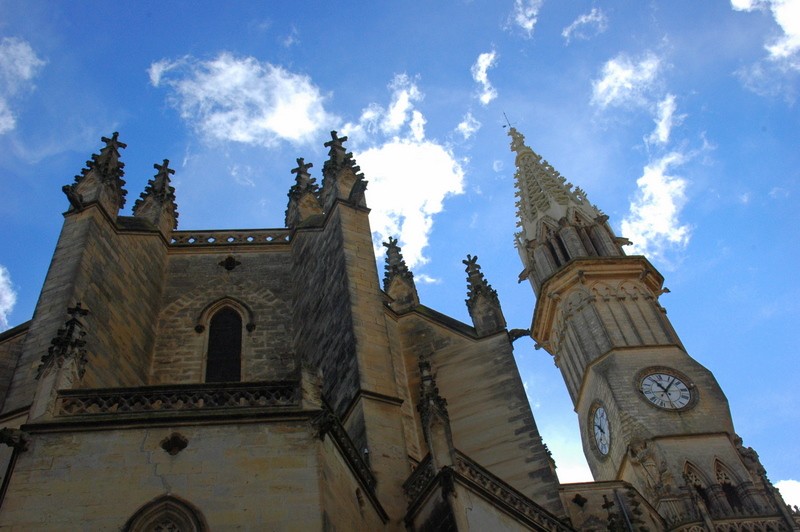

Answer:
[67,132,128,211]
[418,355,449,422]
[464,254,506,336]
[382,237,419,312]
[417,354,455,470]
[291,157,314,183]
[151,159,176,201]
[37,302,90,380]
[133,159,179,231]
[324,131,349,159]
[286,157,323,228]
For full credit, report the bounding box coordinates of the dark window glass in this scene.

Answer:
[205,308,242,382]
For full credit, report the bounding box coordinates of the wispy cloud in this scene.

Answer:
[0,37,46,134]
[149,53,336,147]
[591,52,661,109]
[508,0,544,38]
[342,75,465,269]
[456,112,481,139]
[732,0,800,99]
[646,93,684,146]
[562,8,608,44]
[776,479,800,507]
[0,265,17,331]
[620,152,691,265]
[471,51,498,105]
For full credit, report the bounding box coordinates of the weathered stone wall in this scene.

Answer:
[3,208,166,414]
[0,421,323,529]
[395,312,564,517]
[290,207,359,418]
[318,433,386,530]
[0,324,28,412]
[150,248,294,384]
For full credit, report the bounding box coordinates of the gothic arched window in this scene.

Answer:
[205,307,242,382]
[123,495,207,532]
[716,461,745,512]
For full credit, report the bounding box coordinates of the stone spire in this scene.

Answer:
[63,132,128,217]
[464,254,506,336]
[510,127,628,295]
[417,355,455,470]
[133,159,179,236]
[382,237,419,313]
[285,157,323,229]
[320,131,368,210]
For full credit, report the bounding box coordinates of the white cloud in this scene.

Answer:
[738,192,752,204]
[647,94,684,145]
[591,52,661,109]
[229,164,256,187]
[769,186,790,198]
[456,112,481,139]
[471,51,498,105]
[620,152,691,264]
[492,160,504,172]
[0,37,46,134]
[0,265,17,331]
[732,0,800,97]
[732,0,800,66]
[149,52,336,147]
[562,8,608,44]
[342,75,465,269]
[509,0,544,38]
[776,479,800,507]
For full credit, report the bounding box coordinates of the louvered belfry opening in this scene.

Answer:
[205,307,242,382]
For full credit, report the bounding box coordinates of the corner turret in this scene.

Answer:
[133,159,179,237]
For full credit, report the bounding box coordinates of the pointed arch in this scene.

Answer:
[685,461,714,510]
[205,306,242,382]
[715,459,746,512]
[123,494,207,532]
[195,296,255,333]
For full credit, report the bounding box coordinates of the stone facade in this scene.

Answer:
[0,129,796,531]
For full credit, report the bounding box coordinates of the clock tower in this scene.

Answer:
[510,127,796,529]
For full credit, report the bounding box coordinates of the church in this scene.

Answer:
[0,127,796,530]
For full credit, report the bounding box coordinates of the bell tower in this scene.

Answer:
[510,127,797,529]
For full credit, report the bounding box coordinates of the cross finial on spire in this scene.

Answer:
[101,131,127,153]
[291,157,313,179]
[324,131,348,150]
[153,159,175,179]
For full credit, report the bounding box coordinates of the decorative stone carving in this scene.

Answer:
[219,256,241,271]
[628,439,674,499]
[66,132,128,213]
[463,254,506,336]
[285,157,323,228]
[320,131,367,209]
[160,433,188,455]
[37,302,89,380]
[0,428,30,451]
[133,159,179,232]
[382,237,418,312]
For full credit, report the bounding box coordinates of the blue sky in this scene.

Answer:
[1,0,798,504]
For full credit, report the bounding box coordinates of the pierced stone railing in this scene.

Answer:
[401,452,569,531]
[170,229,291,246]
[57,381,300,416]
[402,455,435,502]
[454,452,570,532]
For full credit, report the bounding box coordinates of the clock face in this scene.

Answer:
[593,406,610,455]
[640,372,692,409]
